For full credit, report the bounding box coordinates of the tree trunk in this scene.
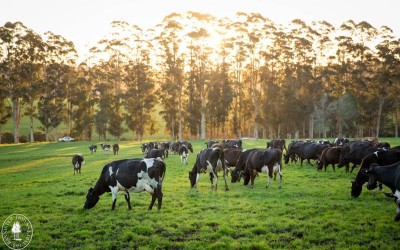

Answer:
[309,113,314,139]
[12,98,20,143]
[29,115,34,142]
[376,95,384,138]
[200,97,206,140]
[395,100,399,138]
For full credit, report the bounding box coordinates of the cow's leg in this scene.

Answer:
[109,186,119,210]
[222,167,229,191]
[332,164,335,172]
[350,164,357,173]
[211,171,218,190]
[250,169,257,189]
[124,190,132,210]
[278,165,282,189]
[394,190,400,221]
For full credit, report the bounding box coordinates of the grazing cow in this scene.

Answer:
[242,149,282,189]
[145,149,165,160]
[284,141,305,164]
[362,162,400,221]
[84,158,166,210]
[189,147,229,191]
[317,147,343,172]
[100,144,111,154]
[266,139,287,151]
[179,145,189,165]
[72,154,84,175]
[113,144,119,155]
[231,149,259,183]
[351,150,400,198]
[89,145,97,154]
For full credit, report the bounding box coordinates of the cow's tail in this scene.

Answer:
[160,161,167,181]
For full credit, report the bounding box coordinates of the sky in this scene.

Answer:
[2,0,399,57]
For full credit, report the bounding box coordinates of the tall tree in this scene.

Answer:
[0,22,45,143]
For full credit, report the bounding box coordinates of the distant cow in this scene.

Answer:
[145,149,165,161]
[189,147,229,191]
[179,145,189,165]
[159,142,170,159]
[317,147,342,172]
[267,139,287,151]
[72,154,84,175]
[181,141,194,153]
[89,145,97,154]
[84,158,166,210]
[285,142,327,166]
[242,149,282,189]
[351,150,400,198]
[362,161,400,221]
[100,144,111,154]
[113,144,119,155]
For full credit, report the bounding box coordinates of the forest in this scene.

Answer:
[0,11,399,143]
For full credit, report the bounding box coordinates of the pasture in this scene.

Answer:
[0,139,399,249]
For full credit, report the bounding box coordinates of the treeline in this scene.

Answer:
[1,12,399,143]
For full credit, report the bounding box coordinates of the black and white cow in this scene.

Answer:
[362,161,400,221]
[89,144,97,154]
[351,150,400,198]
[145,149,165,161]
[231,149,259,183]
[113,144,119,155]
[179,145,189,165]
[84,158,166,210]
[242,149,282,189]
[189,147,229,191]
[72,154,84,175]
[100,144,111,154]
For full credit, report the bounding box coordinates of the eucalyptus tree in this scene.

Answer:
[38,31,77,141]
[155,13,186,140]
[0,95,11,143]
[123,30,157,141]
[0,22,45,143]
[371,30,399,137]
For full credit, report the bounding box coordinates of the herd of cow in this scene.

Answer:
[72,137,400,221]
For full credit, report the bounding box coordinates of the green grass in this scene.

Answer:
[1,139,400,249]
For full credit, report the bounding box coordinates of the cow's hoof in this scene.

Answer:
[250,186,254,189]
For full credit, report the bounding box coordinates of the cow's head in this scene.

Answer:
[283,154,290,164]
[351,180,363,197]
[361,166,378,190]
[188,171,197,187]
[84,187,100,209]
[230,168,241,183]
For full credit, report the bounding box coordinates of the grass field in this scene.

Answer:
[1,139,400,249]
